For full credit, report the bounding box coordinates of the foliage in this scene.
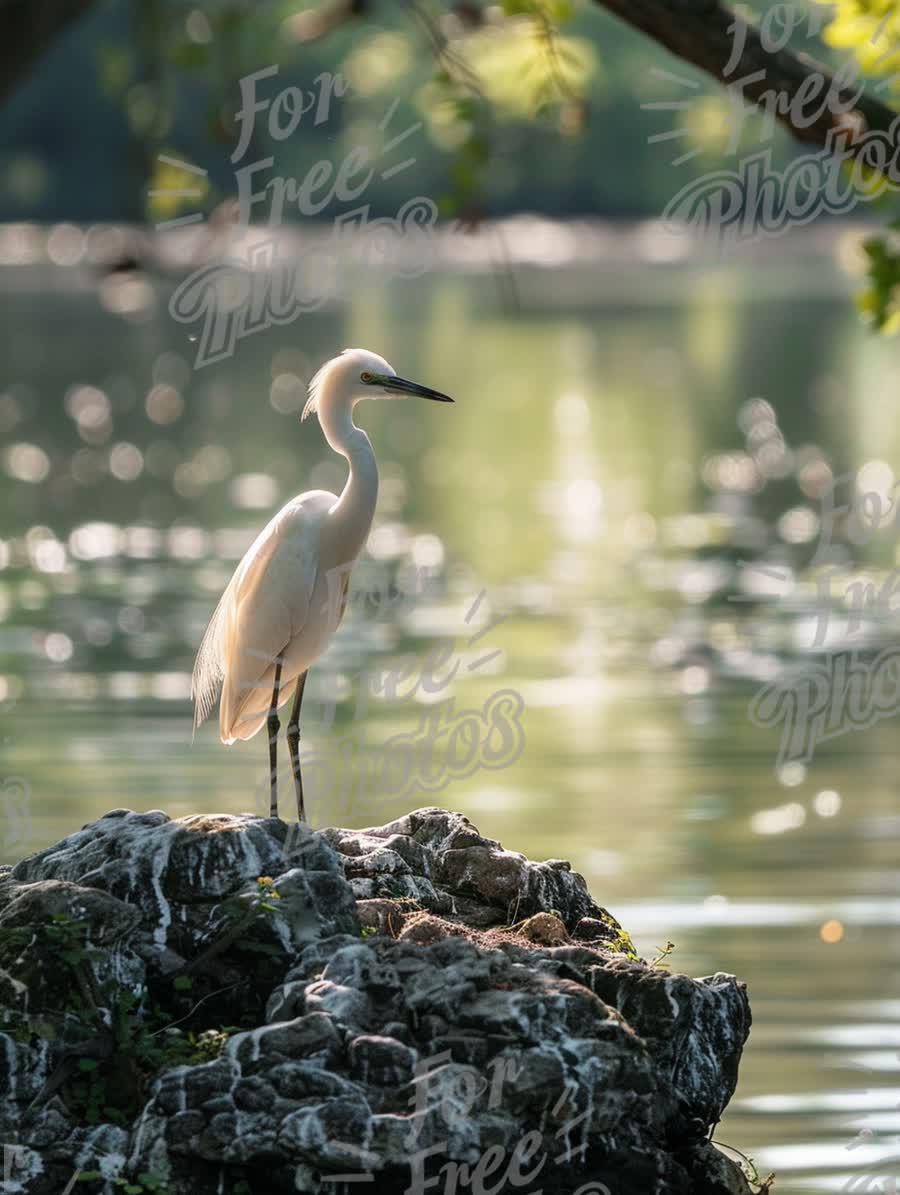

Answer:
[650,939,676,969]
[0,880,286,1133]
[712,1139,776,1194]
[11,0,900,329]
[0,882,303,1187]
[211,874,286,958]
[1,0,617,223]
[77,1168,168,1192]
[608,928,639,961]
[821,0,900,86]
[818,0,900,330]
[858,223,900,331]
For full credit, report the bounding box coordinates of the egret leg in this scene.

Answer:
[267,658,283,819]
[287,672,308,823]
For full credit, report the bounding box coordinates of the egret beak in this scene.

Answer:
[377,374,453,403]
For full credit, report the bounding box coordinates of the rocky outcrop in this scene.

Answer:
[0,807,754,1194]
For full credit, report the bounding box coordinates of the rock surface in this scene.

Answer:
[0,806,754,1194]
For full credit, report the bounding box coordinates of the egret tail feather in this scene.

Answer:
[191,586,229,731]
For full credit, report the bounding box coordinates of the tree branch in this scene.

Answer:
[594,0,900,154]
[5,0,900,171]
[0,0,96,107]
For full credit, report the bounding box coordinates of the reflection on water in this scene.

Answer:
[1,227,900,1193]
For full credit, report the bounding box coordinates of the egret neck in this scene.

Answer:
[321,401,378,567]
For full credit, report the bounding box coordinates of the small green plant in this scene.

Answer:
[30,978,238,1127]
[191,874,286,969]
[1,912,99,985]
[77,1168,167,1192]
[712,1138,775,1192]
[255,875,282,908]
[0,912,103,1016]
[186,1027,231,1063]
[608,931,639,961]
[45,912,102,967]
[0,908,246,1139]
[650,941,676,969]
[0,924,32,956]
[360,925,378,938]
[592,911,639,960]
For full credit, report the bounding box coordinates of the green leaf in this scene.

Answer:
[544,0,575,21]
[173,976,193,992]
[78,1058,99,1072]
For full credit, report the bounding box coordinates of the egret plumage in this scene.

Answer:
[191,348,453,822]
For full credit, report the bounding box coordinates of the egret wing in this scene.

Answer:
[191,492,334,742]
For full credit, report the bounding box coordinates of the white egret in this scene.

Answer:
[191,348,453,822]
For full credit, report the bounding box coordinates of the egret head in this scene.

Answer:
[301,348,452,424]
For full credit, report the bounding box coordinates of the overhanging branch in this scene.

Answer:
[594,0,900,154]
[0,0,96,107]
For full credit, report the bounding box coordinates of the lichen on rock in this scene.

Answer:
[0,806,754,1194]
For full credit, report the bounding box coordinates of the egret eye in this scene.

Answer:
[360,371,374,383]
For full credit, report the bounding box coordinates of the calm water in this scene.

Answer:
[2,225,900,1191]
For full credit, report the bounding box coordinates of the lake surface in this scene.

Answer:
[1,221,899,1191]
